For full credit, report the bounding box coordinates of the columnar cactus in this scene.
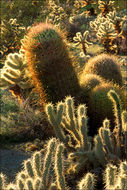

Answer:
[23,22,80,108]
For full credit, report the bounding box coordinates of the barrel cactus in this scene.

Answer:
[22,22,80,108]
[81,53,123,86]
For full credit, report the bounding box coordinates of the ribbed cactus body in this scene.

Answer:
[23,22,80,107]
[81,53,123,86]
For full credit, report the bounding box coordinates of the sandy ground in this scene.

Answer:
[0,149,31,183]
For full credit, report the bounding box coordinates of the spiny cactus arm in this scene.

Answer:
[55,143,67,190]
[42,138,56,188]
[97,21,117,39]
[32,151,42,177]
[5,53,25,70]
[25,178,34,190]
[23,159,34,178]
[122,111,127,125]
[33,178,41,190]
[93,135,107,165]
[77,172,95,190]
[46,102,65,143]
[119,161,127,176]
[122,111,127,157]
[16,178,24,190]
[118,174,127,190]
[104,163,117,190]
[99,124,113,153]
[78,115,90,150]
[61,96,81,146]
[108,90,122,135]
[73,31,92,55]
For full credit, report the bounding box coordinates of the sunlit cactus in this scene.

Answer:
[0,53,26,87]
[73,31,93,55]
[98,0,115,17]
[104,163,117,189]
[108,90,122,132]
[107,11,122,34]
[78,172,95,190]
[104,162,127,190]
[90,13,107,31]
[97,20,118,53]
[81,53,123,86]
[23,22,80,108]
[47,0,68,28]
[0,18,25,58]
[55,144,67,190]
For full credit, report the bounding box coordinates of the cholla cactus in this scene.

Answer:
[0,138,68,190]
[104,162,127,190]
[0,52,30,89]
[0,18,25,58]
[98,0,115,17]
[73,31,93,54]
[107,11,122,34]
[46,0,68,28]
[90,13,107,32]
[97,20,118,53]
[46,90,127,174]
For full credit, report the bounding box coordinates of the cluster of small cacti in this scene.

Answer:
[46,0,68,28]
[0,138,126,189]
[98,0,115,17]
[90,7,127,54]
[0,18,26,58]
[1,1,127,189]
[46,91,127,175]
[0,138,67,190]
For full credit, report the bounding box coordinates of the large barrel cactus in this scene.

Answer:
[23,23,80,108]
